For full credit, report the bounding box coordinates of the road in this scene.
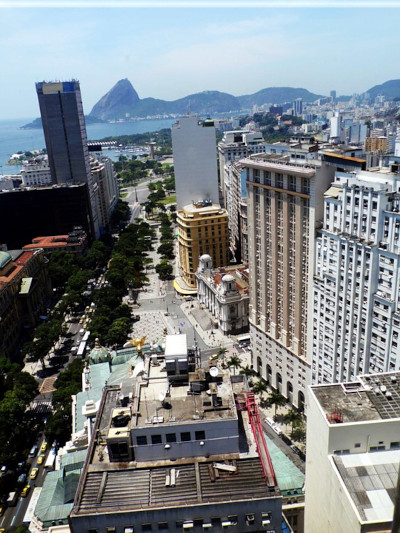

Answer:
[125,181,151,223]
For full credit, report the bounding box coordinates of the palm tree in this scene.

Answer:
[216,347,228,366]
[252,379,268,397]
[267,390,286,418]
[239,364,256,379]
[283,409,303,434]
[226,354,241,375]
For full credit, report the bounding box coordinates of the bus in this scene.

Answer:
[44,448,56,470]
[82,331,90,343]
[77,341,86,358]
[236,334,251,346]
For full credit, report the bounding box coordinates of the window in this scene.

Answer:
[195,430,205,440]
[181,432,191,442]
[151,434,162,445]
[142,525,152,532]
[107,529,116,533]
[166,433,177,443]
[124,528,134,533]
[136,436,147,446]
[158,523,168,531]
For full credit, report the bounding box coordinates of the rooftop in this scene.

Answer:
[333,449,400,524]
[311,372,400,424]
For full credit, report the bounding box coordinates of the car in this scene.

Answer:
[41,441,48,453]
[17,473,27,485]
[37,454,45,466]
[30,468,39,480]
[0,505,6,517]
[0,465,7,477]
[29,445,38,458]
[21,485,31,498]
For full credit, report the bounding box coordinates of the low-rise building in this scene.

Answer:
[196,254,249,335]
[22,227,88,256]
[69,334,283,533]
[0,249,51,360]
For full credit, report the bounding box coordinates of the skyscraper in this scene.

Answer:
[171,115,219,209]
[36,81,100,238]
[244,154,334,408]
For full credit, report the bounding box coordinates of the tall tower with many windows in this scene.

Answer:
[244,154,334,408]
[313,168,400,384]
[36,80,100,238]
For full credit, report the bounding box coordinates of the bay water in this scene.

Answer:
[0,117,175,175]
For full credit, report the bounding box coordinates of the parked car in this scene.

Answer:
[29,445,38,458]
[41,441,48,453]
[0,465,7,477]
[17,473,27,485]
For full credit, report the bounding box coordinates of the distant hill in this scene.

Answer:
[365,79,400,100]
[88,79,324,121]
[237,87,322,108]
[21,115,105,129]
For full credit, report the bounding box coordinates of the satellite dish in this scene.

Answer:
[210,366,219,377]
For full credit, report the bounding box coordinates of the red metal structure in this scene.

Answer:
[246,392,276,487]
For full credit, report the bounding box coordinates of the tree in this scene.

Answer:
[157,242,175,260]
[226,354,241,375]
[155,260,173,280]
[252,379,268,397]
[216,347,228,366]
[283,409,303,435]
[266,390,286,418]
[239,364,257,380]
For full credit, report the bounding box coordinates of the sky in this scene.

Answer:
[1,2,400,119]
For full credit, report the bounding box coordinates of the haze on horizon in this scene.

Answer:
[1,6,400,119]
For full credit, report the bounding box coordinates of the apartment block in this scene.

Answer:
[313,168,400,384]
[244,154,334,408]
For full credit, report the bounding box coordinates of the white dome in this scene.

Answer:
[200,254,212,262]
[222,274,235,283]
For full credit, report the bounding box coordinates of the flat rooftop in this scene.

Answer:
[75,457,276,515]
[311,372,400,423]
[333,449,400,524]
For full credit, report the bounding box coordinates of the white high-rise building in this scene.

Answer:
[330,111,342,140]
[313,168,400,385]
[171,115,219,209]
[244,154,334,408]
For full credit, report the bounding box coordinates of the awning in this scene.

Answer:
[173,279,197,295]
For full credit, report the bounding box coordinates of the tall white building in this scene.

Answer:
[218,130,267,208]
[171,115,219,209]
[305,372,400,533]
[313,167,400,384]
[244,154,334,408]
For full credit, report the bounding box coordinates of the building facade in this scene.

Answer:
[0,183,93,250]
[244,154,334,408]
[0,249,51,360]
[171,116,219,209]
[36,81,100,238]
[177,201,229,289]
[312,168,400,384]
[196,255,249,335]
[22,227,88,256]
[21,158,52,187]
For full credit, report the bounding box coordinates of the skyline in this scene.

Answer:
[1,6,400,118]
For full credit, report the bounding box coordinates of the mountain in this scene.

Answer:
[21,115,105,130]
[90,79,140,121]
[237,87,323,108]
[88,80,324,120]
[365,79,400,100]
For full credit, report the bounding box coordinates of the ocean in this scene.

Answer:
[0,117,176,175]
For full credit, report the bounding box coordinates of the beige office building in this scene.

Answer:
[177,201,229,289]
[244,154,334,408]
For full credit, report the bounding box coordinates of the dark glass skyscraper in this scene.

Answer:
[36,81,100,237]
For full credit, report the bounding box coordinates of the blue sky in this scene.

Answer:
[1,6,400,118]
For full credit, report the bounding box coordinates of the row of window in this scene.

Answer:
[88,512,273,533]
[136,430,206,446]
